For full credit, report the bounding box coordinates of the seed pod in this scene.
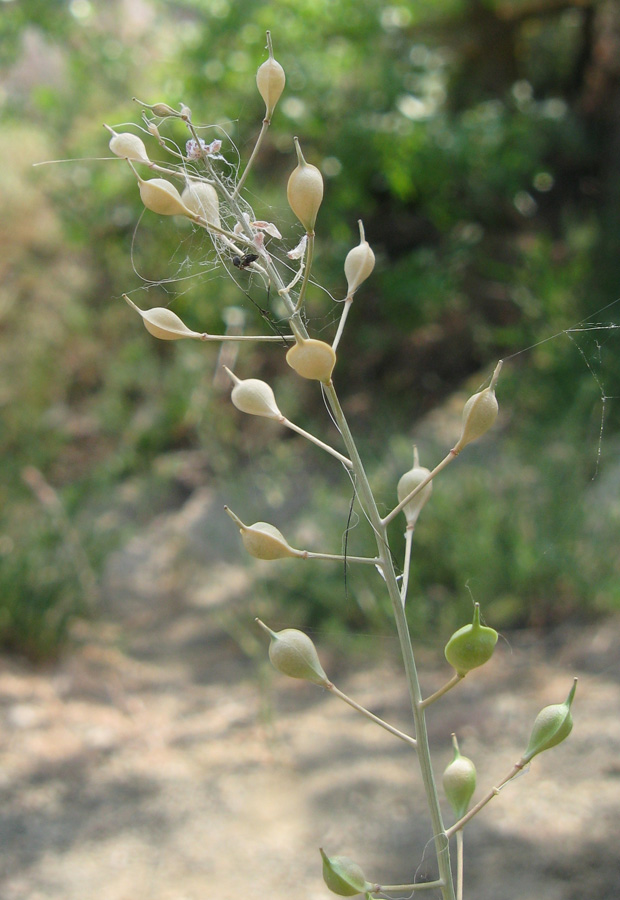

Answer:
[123,295,203,340]
[443,734,476,819]
[107,128,150,163]
[444,603,498,676]
[453,361,502,454]
[181,181,220,227]
[256,32,285,120]
[223,367,282,419]
[256,619,330,686]
[522,679,577,763]
[225,508,300,560]
[286,337,336,383]
[287,137,323,233]
[344,220,375,297]
[138,177,193,217]
[397,446,432,528]
[320,849,371,897]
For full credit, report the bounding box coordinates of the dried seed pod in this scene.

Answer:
[123,295,203,340]
[397,446,432,528]
[287,137,323,232]
[138,177,192,217]
[223,367,282,419]
[225,508,300,560]
[181,180,220,227]
[443,734,476,819]
[344,220,375,296]
[256,32,285,119]
[107,127,150,163]
[523,679,577,763]
[453,361,502,454]
[256,620,330,686]
[320,849,371,897]
[444,603,498,676]
[286,337,336,383]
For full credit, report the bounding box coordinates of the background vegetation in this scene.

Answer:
[1,0,619,658]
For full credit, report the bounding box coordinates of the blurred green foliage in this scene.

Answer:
[1,0,619,657]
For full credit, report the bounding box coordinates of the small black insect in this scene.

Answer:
[232,252,259,270]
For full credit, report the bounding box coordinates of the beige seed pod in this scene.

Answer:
[138,177,193,217]
[397,446,432,528]
[453,360,502,454]
[256,619,330,685]
[225,509,301,560]
[106,127,150,163]
[286,337,336,383]
[223,367,282,419]
[287,137,324,233]
[181,180,220,227]
[344,220,375,296]
[256,31,285,120]
[123,295,203,340]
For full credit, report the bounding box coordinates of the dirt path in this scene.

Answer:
[1,488,619,900]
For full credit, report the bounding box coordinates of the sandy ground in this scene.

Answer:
[1,487,619,900]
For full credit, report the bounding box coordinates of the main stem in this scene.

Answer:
[322,382,455,900]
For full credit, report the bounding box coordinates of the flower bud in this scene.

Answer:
[106,127,150,163]
[397,446,432,528]
[225,508,301,560]
[344,220,375,296]
[138,177,192,217]
[287,137,323,232]
[286,337,336,383]
[444,603,498,676]
[320,849,371,897]
[443,734,476,819]
[181,180,220,227]
[256,619,330,686]
[256,32,285,120]
[123,295,202,340]
[223,367,282,418]
[453,361,502,454]
[522,679,577,763]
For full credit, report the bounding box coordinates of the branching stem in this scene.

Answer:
[326,684,417,747]
[420,672,464,709]
[445,761,525,838]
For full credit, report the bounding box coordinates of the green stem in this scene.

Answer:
[445,761,525,838]
[322,382,455,900]
[456,831,463,900]
[326,684,417,748]
[234,117,269,198]
[420,672,464,709]
[383,451,457,527]
[375,880,444,892]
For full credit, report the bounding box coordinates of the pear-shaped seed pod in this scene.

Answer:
[139,177,192,217]
[286,337,336,383]
[225,508,300,559]
[443,734,476,819]
[223,367,282,418]
[523,679,577,763]
[344,220,375,296]
[123,296,203,340]
[453,361,502,454]
[256,32,285,119]
[181,181,220,227]
[108,131,150,163]
[397,447,432,527]
[444,603,498,676]
[256,620,330,685]
[287,137,323,232]
[320,849,371,897]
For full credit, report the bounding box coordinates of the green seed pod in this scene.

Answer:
[444,603,498,676]
[443,734,476,819]
[397,446,432,528]
[256,32,285,119]
[320,849,372,896]
[287,137,323,232]
[453,361,502,454]
[181,180,220,227]
[286,337,336,383]
[256,620,330,686]
[123,295,203,340]
[225,508,301,560]
[523,679,577,763]
[224,367,282,419]
[344,220,375,297]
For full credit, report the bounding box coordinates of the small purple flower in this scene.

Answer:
[186,138,224,159]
